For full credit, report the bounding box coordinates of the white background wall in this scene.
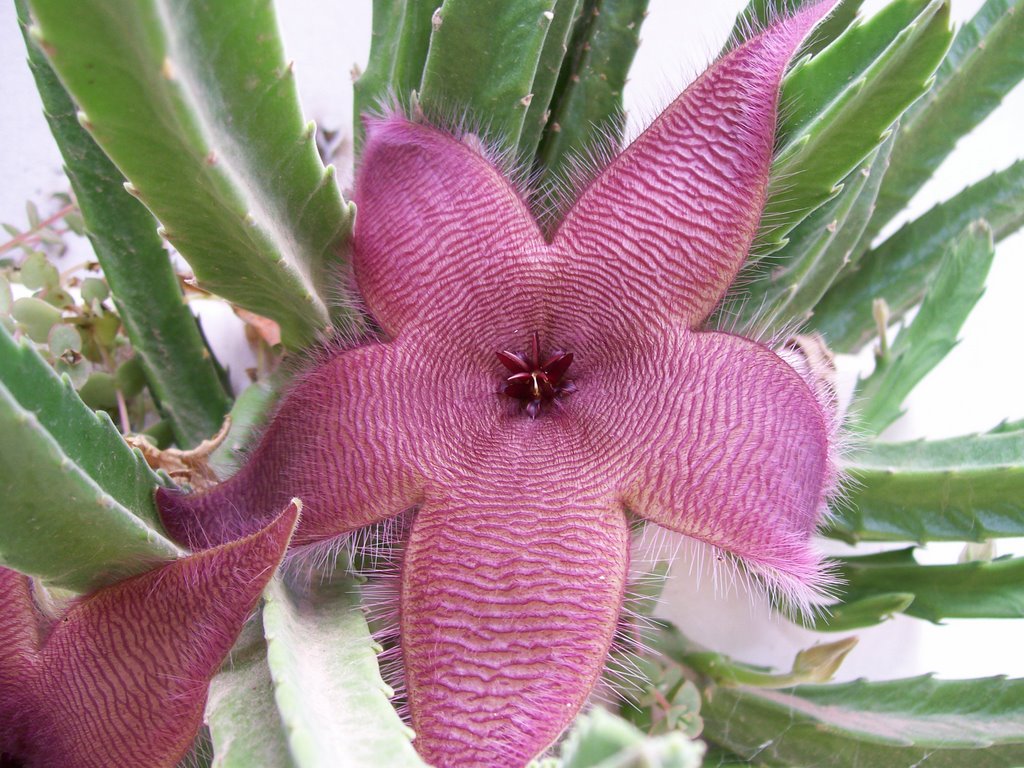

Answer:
[1,0,1021,681]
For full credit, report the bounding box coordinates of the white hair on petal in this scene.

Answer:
[534,117,625,233]
[366,94,543,202]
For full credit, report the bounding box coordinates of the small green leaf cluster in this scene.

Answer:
[1,198,157,429]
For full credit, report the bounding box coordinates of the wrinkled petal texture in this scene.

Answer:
[0,568,41,761]
[555,2,833,328]
[353,116,547,340]
[159,345,427,550]
[586,327,831,608]
[155,4,839,767]
[0,505,297,768]
[403,489,629,768]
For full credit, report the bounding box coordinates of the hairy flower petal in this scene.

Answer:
[354,117,547,338]
[0,503,298,768]
[553,2,836,328]
[402,493,629,768]
[587,326,832,608]
[159,344,427,549]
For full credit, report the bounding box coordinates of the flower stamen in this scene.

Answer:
[497,332,575,418]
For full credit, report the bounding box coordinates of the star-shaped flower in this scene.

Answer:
[158,5,838,766]
[0,504,297,768]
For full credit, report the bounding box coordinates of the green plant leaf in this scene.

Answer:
[660,626,857,690]
[352,0,437,151]
[27,0,355,349]
[419,0,558,151]
[662,608,1023,752]
[700,675,1024,766]
[0,276,12,315]
[517,0,582,160]
[262,574,426,768]
[613,653,703,738]
[758,0,951,253]
[16,0,231,448]
[559,708,705,768]
[698,744,753,768]
[561,708,651,768]
[728,129,893,334]
[810,591,916,632]
[0,324,180,592]
[811,158,1024,351]
[208,375,286,478]
[533,0,648,189]
[20,252,59,292]
[866,0,1024,240]
[830,547,1024,623]
[353,0,404,142]
[991,417,1024,434]
[829,429,1024,543]
[206,615,297,768]
[852,220,994,435]
[11,296,61,342]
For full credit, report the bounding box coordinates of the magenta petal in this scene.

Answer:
[158,343,427,549]
[354,116,546,337]
[553,1,837,328]
[3,503,298,768]
[402,495,629,768]
[582,327,833,607]
[0,568,43,761]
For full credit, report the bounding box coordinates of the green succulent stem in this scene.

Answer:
[16,0,232,448]
[27,0,357,349]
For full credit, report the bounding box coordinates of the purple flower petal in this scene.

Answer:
[0,568,41,763]
[354,117,547,338]
[553,2,838,328]
[402,492,629,768]
[159,344,428,550]
[579,326,834,609]
[0,502,298,768]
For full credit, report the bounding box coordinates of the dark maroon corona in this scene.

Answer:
[497,332,577,418]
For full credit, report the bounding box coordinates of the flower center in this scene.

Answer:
[497,332,577,418]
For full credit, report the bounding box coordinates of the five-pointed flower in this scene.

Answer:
[0,504,297,768]
[158,4,839,766]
